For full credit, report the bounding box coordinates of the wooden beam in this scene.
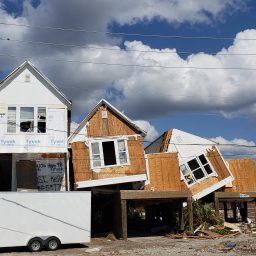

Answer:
[120,190,191,200]
[187,197,193,232]
[214,193,220,217]
[179,201,184,230]
[215,192,256,199]
[120,199,127,240]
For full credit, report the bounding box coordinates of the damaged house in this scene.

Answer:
[69,100,193,239]
[145,128,234,200]
[68,98,147,189]
[0,61,72,192]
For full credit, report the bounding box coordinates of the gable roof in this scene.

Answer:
[68,99,147,143]
[145,128,216,153]
[0,61,72,109]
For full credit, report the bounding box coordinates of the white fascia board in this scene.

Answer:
[193,175,234,200]
[76,174,147,189]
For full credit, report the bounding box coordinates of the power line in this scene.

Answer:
[1,122,256,149]
[1,53,256,71]
[2,37,256,56]
[0,21,255,41]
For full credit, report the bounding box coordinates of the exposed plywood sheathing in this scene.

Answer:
[87,106,140,137]
[160,130,172,152]
[145,153,187,192]
[72,137,146,183]
[189,176,220,195]
[206,146,230,180]
[72,142,91,183]
[225,158,256,192]
[41,153,66,159]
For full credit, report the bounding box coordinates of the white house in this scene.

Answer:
[0,61,72,192]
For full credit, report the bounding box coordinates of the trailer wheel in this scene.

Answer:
[45,236,61,251]
[28,237,43,252]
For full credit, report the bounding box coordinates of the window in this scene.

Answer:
[90,139,129,168]
[37,107,46,133]
[7,107,16,133]
[6,106,47,134]
[20,107,34,132]
[180,154,215,186]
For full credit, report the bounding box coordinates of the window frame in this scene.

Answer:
[180,154,216,187]
[89,138,130,169]
[6,105,47,134]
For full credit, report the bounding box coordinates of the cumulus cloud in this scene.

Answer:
[133,120,159,141]
[211,136,256,159]
[0,0,253,123]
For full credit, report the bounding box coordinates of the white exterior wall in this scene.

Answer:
[168,129,215,165]
[0,68,68,153]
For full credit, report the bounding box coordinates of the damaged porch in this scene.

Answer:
[92,188,193,240]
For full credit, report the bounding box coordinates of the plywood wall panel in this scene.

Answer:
[71,137,146,183]
[87,106,140,137]
[225,158,256,192]
[72,142,92,183]
[145,153,188,192]
[207,146,230,180]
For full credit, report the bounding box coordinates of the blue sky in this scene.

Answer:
[0,0,256,157]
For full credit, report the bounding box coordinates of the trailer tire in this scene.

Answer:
[28,237,43,252]
[45,236,61,251]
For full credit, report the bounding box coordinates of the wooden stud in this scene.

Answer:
[121,199,127,240]
[187,197,193,232]
[214,193,220,217]
[179,201,184,230]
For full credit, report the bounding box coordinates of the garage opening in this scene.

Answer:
[0,154,12,191]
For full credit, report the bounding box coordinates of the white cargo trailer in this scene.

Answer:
[0,192,91,252]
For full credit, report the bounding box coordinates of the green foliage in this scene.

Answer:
[183,200,222,229]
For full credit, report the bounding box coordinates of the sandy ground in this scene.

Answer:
[0,234,256,256]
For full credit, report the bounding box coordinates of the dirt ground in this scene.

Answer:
[0,234,256,256]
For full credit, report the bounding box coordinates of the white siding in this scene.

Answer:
[0,68,68,153]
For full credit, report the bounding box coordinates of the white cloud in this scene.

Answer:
[133,120,159,141]
[0,0,253,123]
[211,136,256,159]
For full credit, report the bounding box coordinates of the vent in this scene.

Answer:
[25,73,30,83]
[102,111,108,119]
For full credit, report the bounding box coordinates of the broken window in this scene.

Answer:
[7,107,16,133]
[90,139,129,169]
[37,107,46,133]
[102,141,116,166]
[20,107,34,132]
[180,164,194,185]
[180,154,215,186]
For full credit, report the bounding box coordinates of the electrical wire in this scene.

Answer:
[1,122,256,149]
[0,21,255,41]
[1,37,256,56]
[1,53,256,71]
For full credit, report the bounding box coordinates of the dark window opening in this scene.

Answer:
[188,159,200,170]
[193,168,205,180]
[199,155,207,165]
[20,121,34,132]
[204,164,213,174]
[102,141,116,166]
